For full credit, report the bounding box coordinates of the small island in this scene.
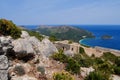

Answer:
[101,35,112,39]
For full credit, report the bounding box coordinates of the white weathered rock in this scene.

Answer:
[39,38,58,57]
[0,55,8,69]
[0,55,9,80]
[21,31,30,38]
[0,70,8,80]
[81,67,94,78]
[64,50,74,57]
[111,75,120,80]
[0,36,12,43]
[12,38,34,58]
[27,37,58,57]
[11,75,37,80]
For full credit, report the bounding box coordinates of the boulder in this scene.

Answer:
[80,67,94,78]
[64,50,74,57]
[27,37,58,57]
[21,31,30,38]
[39,38,58,57]
[12,38,34,58]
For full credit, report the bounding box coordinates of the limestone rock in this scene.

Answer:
[0,55,9,80]
[81,67,94,78]
[21,31,30,38]
[27,37,58,57]
[12,38,34,58]
[64,50,74,57]
[0,70,8,80]
[40,38,58,57]
[0,55,9,69]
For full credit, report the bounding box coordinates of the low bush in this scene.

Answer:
[27,30,44,41]
[0,19,21,39]
[51,50,68,63]
[85,71,106,80]
[13,66,25,76]
[79,47,85,54]
[37,66,45,75]
[114,66,120,75]
[66,58,80,74]
[102,52,117,63]
[115,57,120,67]
[53,71,74,80]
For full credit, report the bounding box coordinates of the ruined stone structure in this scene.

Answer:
[54,40,80,54]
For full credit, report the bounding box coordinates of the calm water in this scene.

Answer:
[77,25,120,50]
[22,25,120,50]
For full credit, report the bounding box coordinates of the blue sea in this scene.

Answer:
[22,25,120,50]
[77,25,120,50]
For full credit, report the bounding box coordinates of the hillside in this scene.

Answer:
[34,25,94,42]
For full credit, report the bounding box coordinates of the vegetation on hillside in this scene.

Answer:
[53,71,74,80]
[51,47,120,80]
[34,25,94,42]
[26,30,44,41]
[0,19,21,39]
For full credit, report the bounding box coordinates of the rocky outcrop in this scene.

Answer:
[12,31,58,58]
[40,38,58,57]
[21,31,30,38]
[0,55,9,80]
[12,38,35,58]
[0,36,13,55]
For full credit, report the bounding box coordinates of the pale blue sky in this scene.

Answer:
[0,0,120,25]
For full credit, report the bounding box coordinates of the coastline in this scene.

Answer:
[79,38,120,52]
[79,39,91,48]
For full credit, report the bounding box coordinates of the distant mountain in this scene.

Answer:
[34,25,94,42]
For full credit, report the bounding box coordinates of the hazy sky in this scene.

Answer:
[0,0,120,25]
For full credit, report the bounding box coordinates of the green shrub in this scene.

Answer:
[79,59,93,67]
[13,66,25,76]
[27,30,44,41]
[66,58,80,74]
[37,66,45,75]
[53,71,74,80]
[94,58,104,64]
[51,50,68,63]
[115,57,120,67]
[73,54,92,67]
[0,19,21,39]
[49,35,58,42]
[68,40,73,44]
[102,52,117,63]
[85,71,106,80]
[79,47,85,54]
[114,66,120,75]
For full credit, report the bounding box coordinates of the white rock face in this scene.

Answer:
[21,31,30,38]
[111,75,120,80]
[11,75,37,80]
[0,55,8,69]
[40,38,58,57]
[27,36,58,57]
[64,50,74,57]
[12,31,58,58]
[0,55,9,80]
[12,38,34,58]
[81,67,94,78]
[0,70,8,80]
